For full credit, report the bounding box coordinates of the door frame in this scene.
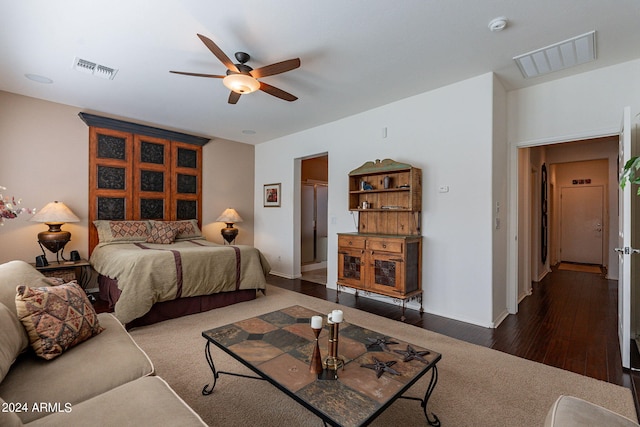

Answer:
[507,128,619,314]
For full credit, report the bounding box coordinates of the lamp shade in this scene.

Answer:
[223,74,260,94]
[216,208,243,224]
[30,201,80,261]
[30,201,80,224]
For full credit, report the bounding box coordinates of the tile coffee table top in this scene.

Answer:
[202,305,441,427]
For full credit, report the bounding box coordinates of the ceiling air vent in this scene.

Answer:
[513,31,596,79]
[73,57,118,80]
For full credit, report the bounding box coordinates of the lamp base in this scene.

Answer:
[221,226,238,245]
[37,228,71,263]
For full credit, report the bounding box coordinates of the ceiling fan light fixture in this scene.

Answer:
[223,74,260,94]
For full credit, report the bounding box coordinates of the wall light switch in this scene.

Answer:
[438,185,450,193]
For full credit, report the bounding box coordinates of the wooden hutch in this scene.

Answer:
[337,159,422,319]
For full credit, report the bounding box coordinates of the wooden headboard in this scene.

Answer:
[81,113,208,255]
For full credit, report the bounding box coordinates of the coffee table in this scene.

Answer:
[201,305,441,427]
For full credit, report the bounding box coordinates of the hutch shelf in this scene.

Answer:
[337,159,423,320]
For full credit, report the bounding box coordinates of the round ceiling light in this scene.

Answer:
[24,74,53,84]
[488,17,508,32]
[223,74,260,94]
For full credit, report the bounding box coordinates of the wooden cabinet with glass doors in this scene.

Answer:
[337,159,422,319]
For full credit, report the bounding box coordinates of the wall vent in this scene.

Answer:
[513,31,596,79]
[73,57,118,80]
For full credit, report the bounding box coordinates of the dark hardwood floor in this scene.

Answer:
[268,266,640,416]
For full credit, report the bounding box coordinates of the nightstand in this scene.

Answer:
[30,258,92,291]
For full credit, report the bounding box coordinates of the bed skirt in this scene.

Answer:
[98,275,258,328]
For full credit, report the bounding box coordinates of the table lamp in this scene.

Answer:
[216,208,243,244]
[30,201,80,262]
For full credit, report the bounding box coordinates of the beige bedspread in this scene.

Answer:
[90,240,271,324]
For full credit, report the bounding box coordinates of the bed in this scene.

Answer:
[89,220,271,327]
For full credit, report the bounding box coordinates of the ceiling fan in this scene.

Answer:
[170,34,301,104]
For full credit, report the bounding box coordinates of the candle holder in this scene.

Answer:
[320,311,345,380]
[309,326,323,374]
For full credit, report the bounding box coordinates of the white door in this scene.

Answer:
[617,106,633,368]
[560,186,603,264]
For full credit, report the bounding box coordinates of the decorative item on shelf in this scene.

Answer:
[0,186,35,225]
[362,182,374,190]
[320,310,345,380]
[216,208,243,244]
[30,201,80,263]
[383,176,391,189]
[309,315,324,374]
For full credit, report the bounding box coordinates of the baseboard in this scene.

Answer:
[269,271,297,280]
[492,309,509,328]
[301,261,327,272]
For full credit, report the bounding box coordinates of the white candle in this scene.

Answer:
[332,309,343,323]
[327,312,334,323]
[311,315,323,329]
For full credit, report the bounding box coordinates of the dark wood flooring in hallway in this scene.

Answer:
[268,265,640,416]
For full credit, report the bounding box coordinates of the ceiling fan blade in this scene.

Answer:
[197,33,239,73]
[228,91,241,104]
[250,58,301,78]
[259,82,298,102]
[170,71,225,78]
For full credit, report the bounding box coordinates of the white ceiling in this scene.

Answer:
[2,1,640,144]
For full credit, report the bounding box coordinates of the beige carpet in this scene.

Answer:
[129,285,636,426]
[558,262,603,274]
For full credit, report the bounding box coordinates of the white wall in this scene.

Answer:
[255,73,500,327]
[508,59,640,145]
[492,74,509,324]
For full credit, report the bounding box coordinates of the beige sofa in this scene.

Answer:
[0,260,206,426]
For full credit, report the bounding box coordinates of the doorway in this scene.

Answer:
[511,137,619,346]
[300,155,328,284]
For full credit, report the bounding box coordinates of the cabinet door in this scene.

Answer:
[337,247,366,288]
[366,250,406,295]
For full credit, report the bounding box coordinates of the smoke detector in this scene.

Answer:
[488,17,508,32]
[73,57,118,80]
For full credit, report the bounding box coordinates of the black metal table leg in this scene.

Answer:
[421,365,440,426]
[202,341,219,395]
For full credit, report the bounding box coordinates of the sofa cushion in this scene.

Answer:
[15,281,104,360]
[545,395,639,427]
[0,302,26,383]
[0,260,50,353]
[0,313,154,423]
[27,376,206,427]
[0,397,23,427]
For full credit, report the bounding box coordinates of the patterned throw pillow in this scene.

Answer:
[15,281,104,360]
[150,219,202,240]
[93,220,150,244]
[146,221,179,244]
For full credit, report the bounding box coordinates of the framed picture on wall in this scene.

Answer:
[264,183,281,207]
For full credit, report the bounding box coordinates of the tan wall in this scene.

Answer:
[0,90,254,265]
